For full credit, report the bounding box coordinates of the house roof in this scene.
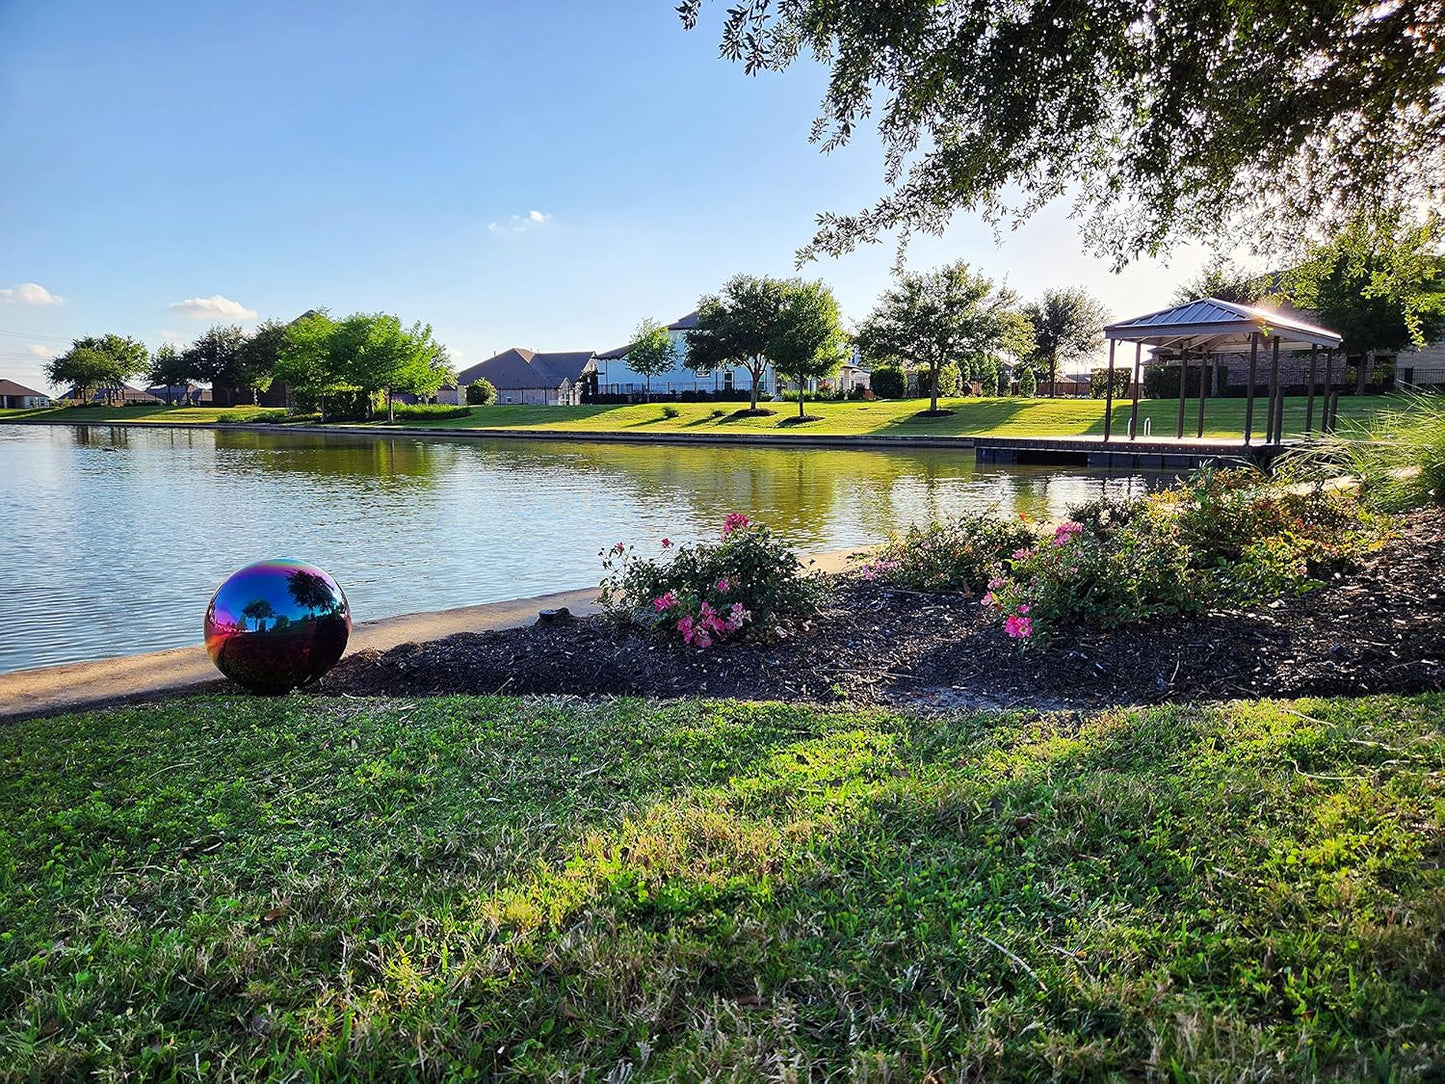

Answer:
[596,312,700,360]
[0,378,47,397]
[455,348,594,389]
[1105,297,1342,351]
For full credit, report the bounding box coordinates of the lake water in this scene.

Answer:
[0,424,1160,673]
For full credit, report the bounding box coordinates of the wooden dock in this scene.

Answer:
[973,435,1288,470]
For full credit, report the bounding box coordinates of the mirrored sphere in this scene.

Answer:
[204,559,351,694]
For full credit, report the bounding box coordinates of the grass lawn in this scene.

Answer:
[2,693,1441,1078]
[2,394,1401,441]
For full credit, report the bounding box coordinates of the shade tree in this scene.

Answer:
[685,274,791,412]
[1022,288,1108,398]
[679,1,1445,267]
[772,279,849,418]
[45,334,148,403]
[856,260,1028,414]
[624,318,678,399]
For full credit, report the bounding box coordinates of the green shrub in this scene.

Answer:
[217,407,288,424]
[599,515,820,646]
[1089,366,1132,399]
[858,512,1034,592]
[381,403,472,420]
[920,362,962,398]
[708,407,727,419]
[977,357,1000,396]
[870,365,907,399]
[661,404,681,419]
[1016,367,1037,397]
[466,378,497,406]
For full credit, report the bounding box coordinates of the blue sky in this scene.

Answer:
[0,0,1215,392]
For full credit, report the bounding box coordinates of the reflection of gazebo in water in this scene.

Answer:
[1101,298,1344,446]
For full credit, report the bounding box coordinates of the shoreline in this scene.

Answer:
[3,414,984,450]
[0,549,866,722]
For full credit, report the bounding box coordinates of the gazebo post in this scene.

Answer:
[1244,332,1259,444]
[1323,349,1336,433]
[1305,344,1318,435]
[1196,352,1208,438]
[1102,339,1117,443]
[1266,335,1282,444]
[1128,342,1142,440]
[1175,346,1189,439]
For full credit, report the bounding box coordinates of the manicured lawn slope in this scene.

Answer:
[4,395,1398,441]
[2,694,1441,1079]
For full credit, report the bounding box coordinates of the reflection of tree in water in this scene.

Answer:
[287,569,341,617]
[213,432,458,488]
[241,599,275,631]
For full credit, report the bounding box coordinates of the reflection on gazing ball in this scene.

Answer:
[204,559,351,694]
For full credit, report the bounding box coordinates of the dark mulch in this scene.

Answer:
[317,510,1445,710]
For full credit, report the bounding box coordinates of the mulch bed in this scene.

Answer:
[316,510,1445,711]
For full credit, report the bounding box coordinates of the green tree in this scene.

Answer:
[1170,257,1274,307]
[857,261,1026,414]
[680,1,1445,267]
[1023,288,1109,399]
[624,318,678,399]
[275,311,347,418]
[46,334,147,403]
[233,318,290,404]
[772,280,848,419]
[331,313,452,420]
[685,274,790,412]
[182,325,260,403]
[1287,211,1445,392]
[145,343,193,404]
[466,378,497,405]
[1017,366,1038,397]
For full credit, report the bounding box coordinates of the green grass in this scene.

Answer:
[2,693,1441,1079]
[1,395,1400,441]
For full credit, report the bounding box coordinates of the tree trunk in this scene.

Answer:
[930,364,940,413]
[1049,353,1057,398]
[1355,350,1372,395]
[387,389,395,422]
[797,373,806,418]
[750,360,761,411]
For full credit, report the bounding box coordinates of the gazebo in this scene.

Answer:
[1101,298,1344,445]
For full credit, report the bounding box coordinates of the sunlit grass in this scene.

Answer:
[4,395,1398,440]
[2,693,1441,1078]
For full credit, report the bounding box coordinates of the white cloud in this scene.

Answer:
[0,282,64,306]
[26,343,62,359]
[488,209,553,233]
[168,294,257,320]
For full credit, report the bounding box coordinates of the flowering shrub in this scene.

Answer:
[983,516,1198,646]
[857,512,1035,592]
[599,515,820,646]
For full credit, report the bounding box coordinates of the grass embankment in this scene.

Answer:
[1,395,1398,441]
[2,694,1441,1078]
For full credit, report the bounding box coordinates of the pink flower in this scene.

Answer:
[1004,614,1033,639]
[1017,604,1030,615]
[725,602,749,633]
[652,590,677,613]
[677,614,695,643]
[661,538,673,549]
[716,577,732,594]
[987,577,1006,590]
[1011,548,1034,561]
[694,630,713,648]
[722,512,751,537]
[610,542,626,556]
[981,591,995,607]
[1053,521,1084,547]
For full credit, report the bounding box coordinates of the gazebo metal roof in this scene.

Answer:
[1105,297,1342,352]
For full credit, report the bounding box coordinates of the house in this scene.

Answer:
[777,348,873,396]
[0,379,51,408]
[455,348,595,406]
[57,382,162,405]
[587,313,777,400]
[146,384,210,406]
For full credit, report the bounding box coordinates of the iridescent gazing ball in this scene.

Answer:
[204,559,351,694]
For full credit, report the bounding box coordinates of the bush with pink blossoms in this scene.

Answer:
[599,515,820,646]
[857,511,1035,592]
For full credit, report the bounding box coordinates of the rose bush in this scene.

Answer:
[599,515,820,646]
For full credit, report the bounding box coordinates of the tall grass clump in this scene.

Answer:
[1288,391,1445,510]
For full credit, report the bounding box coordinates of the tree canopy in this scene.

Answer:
[46,334,147,403]
[679,1,1445,268]
[145,343,191,403]
[624,318,678,396]
[1169,257,1275,308]
[772,279,849,418]
[1286,211,1445,389]
[856,261,1028,413]
[1022,288,1109,398]
[182,325,259,401]
[685,274,791,411]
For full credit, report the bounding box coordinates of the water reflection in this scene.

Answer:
[0,425,1163,672]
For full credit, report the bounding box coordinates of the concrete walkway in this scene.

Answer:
[0,585,600,722]
[0,549,866,723]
